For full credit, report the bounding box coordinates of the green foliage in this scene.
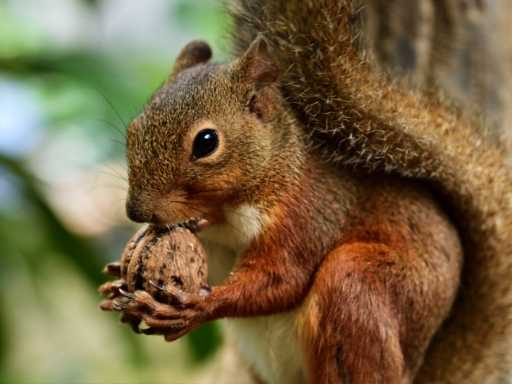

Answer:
[175,0,232,49]
[188,322,224,363]
[0,153,103,284]
[0,0,229,381]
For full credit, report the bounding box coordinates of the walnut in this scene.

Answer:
[117,223,209,300]
[99,220,210,304]
[99,221,210,333]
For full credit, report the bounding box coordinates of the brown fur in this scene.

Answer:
[295,178,462,383]
[125,51,462,379]
[118,2,511,382]
[229,1,512,382]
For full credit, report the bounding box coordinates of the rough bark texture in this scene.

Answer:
[355,0,512,149]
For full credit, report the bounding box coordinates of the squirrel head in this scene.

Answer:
[125,36,298,226]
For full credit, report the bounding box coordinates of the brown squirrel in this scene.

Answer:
[100,0,512,383]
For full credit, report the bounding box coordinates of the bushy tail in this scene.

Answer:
[230,1,512,382]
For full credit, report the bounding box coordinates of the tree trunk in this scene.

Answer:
[354,0,512,150]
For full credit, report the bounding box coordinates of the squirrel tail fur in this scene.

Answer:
[230,1,512,382]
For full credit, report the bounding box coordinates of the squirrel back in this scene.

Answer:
[230,0,512,382]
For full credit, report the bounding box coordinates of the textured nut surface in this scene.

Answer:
[120,225,208,299]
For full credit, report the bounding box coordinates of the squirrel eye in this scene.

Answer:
[192,128,219,159]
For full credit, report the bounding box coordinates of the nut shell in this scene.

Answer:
[120,225,208,299]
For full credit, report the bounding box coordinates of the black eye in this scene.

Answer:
[192,128,219,159]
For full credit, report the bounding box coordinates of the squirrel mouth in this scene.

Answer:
[164,217,209,233]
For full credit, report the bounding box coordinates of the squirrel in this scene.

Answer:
[99,0,512,383]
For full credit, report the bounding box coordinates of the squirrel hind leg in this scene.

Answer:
[297,236,459,384]
[297,242,407,384]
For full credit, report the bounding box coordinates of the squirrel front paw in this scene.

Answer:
[98,221,210,340]
[102,285,211,341]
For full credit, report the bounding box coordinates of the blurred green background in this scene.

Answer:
[0,0,230,382]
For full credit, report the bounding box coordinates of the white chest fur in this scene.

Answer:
[201,204,267,251]
[199,204,306,384]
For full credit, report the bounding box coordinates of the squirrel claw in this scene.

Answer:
[118,288,135,299]
[149,280,165,291]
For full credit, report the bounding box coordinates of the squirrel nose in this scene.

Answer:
[125,197,154,223]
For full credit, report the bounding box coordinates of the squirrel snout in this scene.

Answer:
[125,197,155,223]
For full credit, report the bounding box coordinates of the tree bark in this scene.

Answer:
[354,0,512,150]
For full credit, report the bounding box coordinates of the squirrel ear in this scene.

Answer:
[169,40,212,81]
[236,34,279,89]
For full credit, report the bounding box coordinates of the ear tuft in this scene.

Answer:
[237,34,279,88]
[170,40,212,80]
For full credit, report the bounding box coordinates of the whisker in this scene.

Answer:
[98,92,128,128]
[97,167,129,184]
[92,117,128,142]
